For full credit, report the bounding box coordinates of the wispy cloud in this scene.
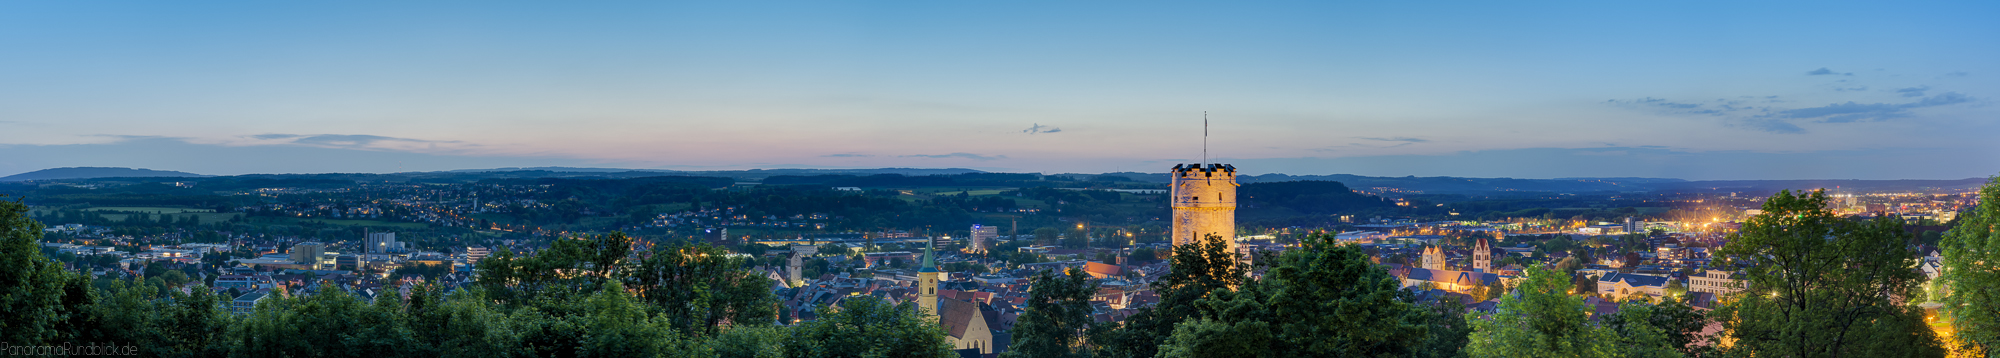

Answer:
[92,134,188,141]
[1736,118,1805,134]
[821,153,873,158]
[1774,92,1972,123]
[900,152,1006,161]
[1022,123,1061,134]
[1807,67,1853,76]
[1610,88,1974,133]
[239,133,472,153]
[289,134,450,147]
[1894,86,1929,97]
[1356,136,1429,143]
[1606,97,1761,117]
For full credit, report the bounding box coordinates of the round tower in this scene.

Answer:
[1171,163,1238,252]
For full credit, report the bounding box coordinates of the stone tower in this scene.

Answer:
[1171,163,1238,252]
[787,245,818,287]
[916,238,940,319]
[1472,235,1493,272]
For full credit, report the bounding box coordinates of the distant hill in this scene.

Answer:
[445,167,677,173]
[1,167,207,181]
[443,167,984,180]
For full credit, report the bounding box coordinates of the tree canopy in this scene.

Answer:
[1939,176,2000,356]
[1711,189,1944,358]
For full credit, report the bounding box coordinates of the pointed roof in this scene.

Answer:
[919,238,939,273]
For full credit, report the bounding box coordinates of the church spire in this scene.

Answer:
[920,236,938,271]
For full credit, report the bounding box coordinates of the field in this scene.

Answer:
[75,207,240,224]
[84,206,215,214]
[243,216,431,229]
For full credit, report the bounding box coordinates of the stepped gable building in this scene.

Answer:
[1421,245,1446,271]
[1170,163,1238,252]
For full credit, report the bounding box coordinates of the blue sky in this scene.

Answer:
[0,1,1994,179]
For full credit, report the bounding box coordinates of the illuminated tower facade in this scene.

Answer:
[1171,163,1237,252]
[916,239,940,319]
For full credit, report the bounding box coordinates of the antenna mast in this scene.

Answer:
[1203,111,1209,164]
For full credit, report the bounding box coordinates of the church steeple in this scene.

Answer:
[917,235,941,319]
[921,237,938,270]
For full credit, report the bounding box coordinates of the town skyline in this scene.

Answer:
[2,1,1995,179]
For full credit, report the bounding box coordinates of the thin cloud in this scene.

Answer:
[291,134,445,147]
[900,153,1006,161]
[1807,67,1853,76]
[1606,97,1758,117]
[91,134,188,141]
[821,153,873,158]
[1734,118,1806,134]
[250,134,302,140]
[1894,86,1929,98]
[1356,136,1429,143]
[1611,88,1975,133]
[1022,123,1061,134]
[1774,92,1971,123]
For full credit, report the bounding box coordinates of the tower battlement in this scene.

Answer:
[1170,163,1237,176]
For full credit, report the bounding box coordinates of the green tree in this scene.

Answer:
[1939,176,2000,356]
[1157,234,1430,357]
[783,296,954,358]
[77,279,167,353]
[405,283,522,358]
[1414,297,1473,358]
[626,241,779,337]
[0,197,90,346]
[1032,227,1061,246]
[473,232,633,308]
[1002,268,1104,358]
[509,281,709,358]
[157,284,235,358]
[575,281,710,358]
[229,283,420,358]
[1601,298,1707,357]
[713,325,788,358]
[1711,189,1944,358]
[1466,265,1673,358]
[1097,234,1246,358]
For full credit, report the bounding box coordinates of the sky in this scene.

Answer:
[0,1,1995,180]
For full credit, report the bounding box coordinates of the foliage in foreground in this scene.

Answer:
[1466,265,1678,358]
[1712,189,1944,358]
[1939,176,2000,357]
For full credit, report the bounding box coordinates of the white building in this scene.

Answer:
[1689,270,1745,296]
[969,225,998,253]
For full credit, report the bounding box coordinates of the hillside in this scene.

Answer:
[0,167,207,181]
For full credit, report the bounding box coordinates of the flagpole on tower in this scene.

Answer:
[1203,111,1209,165]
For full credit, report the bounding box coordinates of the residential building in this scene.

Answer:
[1689,270,1745,296]
[232,291,269,314]
[1598,273,1671,300]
